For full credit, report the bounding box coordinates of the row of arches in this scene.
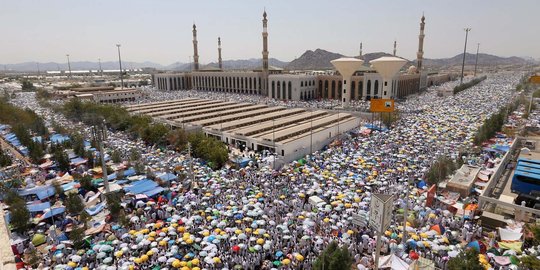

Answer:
[193,75,262,94]
[271,81,292,100]
[317,79,381,100]
[155,76,188,90]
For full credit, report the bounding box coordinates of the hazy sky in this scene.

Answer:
[1,0,538,65]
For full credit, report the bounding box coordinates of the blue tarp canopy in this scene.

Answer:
[70,157,86,165]
[143,186,165,197]
[85,202,105,216]
[156,172,176,182]
[0,124,8,131]
[364,124,389,132]
[61,181,79,192]
[107,172,117,181]
[18,185,56,200]
[494,145,510,152]
[417,180,427,189]
[27,202,51,212]
[50,134,70,143]
[123,179,158,194]
[40,207,66,220]
[123,168,136,177]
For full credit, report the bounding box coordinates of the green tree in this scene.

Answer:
[105,192,123,218]
[0,145,12,167]
[79,174,94,191]
[53,147,70,172]
[84,150,95,168]
[134,162,145,175]
[25,249,41,268]
[167,128,188,150]
[447,249,484,270]
[9,201,31,234]
[69,226,86,249]
[21,80,36,92]
[520,255,540,270]
[129,148,141,162]
[65,192,84,215]
[111,150,122,164]
[313,242,353,270]
[79,211,91,229]
[52,180,64,197]
[28,140,44,164]
[71,132,85,157]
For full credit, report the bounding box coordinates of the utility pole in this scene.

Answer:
[98,58,103,77]
[310,110,313,154]
[187,142,194,183]
[402,176,412,245]
[66,54,72,78]
[91,120,110,193]
[116,44,124,89]
[474,43,480,77]
[272,118,276,170]
[460,28,471,85]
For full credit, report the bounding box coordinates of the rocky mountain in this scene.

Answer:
[173,58,289,71]
[286,49,344,70]
[285,49,412,70]
[423,53,529,68]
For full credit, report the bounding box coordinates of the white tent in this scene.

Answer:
[378,254,409,270]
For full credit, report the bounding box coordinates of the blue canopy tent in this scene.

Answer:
[61,181,79,192]
[156,172,176,182]
[27,202,51,213]
[417,180,427,189]
[40,207,66,220]
[364,124,389,132]
[107,173,117,181]
[70,157,87,165]
[19,185,56,200]
[86,202,105,216]
[50,134,70,144]
[143,186,165,197]
[123,168,136,177]
[123,180,158,194]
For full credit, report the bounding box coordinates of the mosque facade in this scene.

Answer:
[153,12,450,102]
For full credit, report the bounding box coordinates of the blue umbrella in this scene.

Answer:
[275,251,284,258]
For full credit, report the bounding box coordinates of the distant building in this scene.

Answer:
[55,86,142,103]
[153,13,454,102]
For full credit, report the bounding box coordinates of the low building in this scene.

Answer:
[57,86,142,103]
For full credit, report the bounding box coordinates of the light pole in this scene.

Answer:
[91,119,110,194]
[98,58,103,77]
[474,43,480,77]
[66,54,72,78]
[116,44,124,89]
[272,118,276,170]
[460,28,471,85]
[310,110,313,154]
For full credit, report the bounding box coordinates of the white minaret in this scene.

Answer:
[417,14,426,72]
[359,42,363,57]
[393,40,397,56]
[218,37,223,69]
[262,10,269,72]
[192,24,199,71]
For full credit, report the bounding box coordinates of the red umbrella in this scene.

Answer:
[409,251,419,260]
[232,245,240,252]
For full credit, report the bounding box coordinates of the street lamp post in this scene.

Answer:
[98,58,103,77]
[66,54,72,78]
[272,118,276,170]
[310,110,313,154]
[460,28,471,85]
[116,44,124,89]
[474,43,480,77]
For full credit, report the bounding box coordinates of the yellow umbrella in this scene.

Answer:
[282,258,291,265]
[256,238,265,245]
[191,258,200,265]
[295,254,304,261]
[172,259,181,268]
[68,262,77,267]
[213,257,221,263]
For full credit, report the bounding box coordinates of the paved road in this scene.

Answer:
[0,136,30,167]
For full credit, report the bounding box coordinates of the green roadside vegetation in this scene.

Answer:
[453,76,487,95]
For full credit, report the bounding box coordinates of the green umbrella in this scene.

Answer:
[509,255,520,265]
[31,234,46,246]
[273,261,281,266]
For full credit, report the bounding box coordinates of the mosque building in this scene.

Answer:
[153,12,453,102]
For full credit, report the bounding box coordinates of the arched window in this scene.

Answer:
[324,80,329,98]
[300,92,303,100]
[277,81,281,99]
[271,81,275,98]
[249,78,253,90]
[374,80,379,98]
[367,80,371,97]
[301,81,303,87]
[318,80,323,98]
[331,81,336,99]
[358,81,363,99]
[288,81,292,100]
[282,81,286,99]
